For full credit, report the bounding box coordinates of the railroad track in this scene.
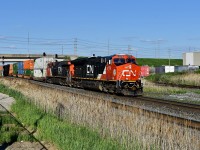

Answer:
[136,96,200,111]
[153,82,200,89]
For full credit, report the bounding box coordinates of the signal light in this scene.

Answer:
[43,52,46,56]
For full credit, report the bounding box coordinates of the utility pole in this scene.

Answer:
[128,45,131,54]
[168,49,171,66]
[62,45,63,55]
[74,38,77,56]
[107,39,110,55]
[28,32,30,57]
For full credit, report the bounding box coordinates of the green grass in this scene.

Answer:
[137,58,182,67]
[0,112,35,144]
[0,83,132,150]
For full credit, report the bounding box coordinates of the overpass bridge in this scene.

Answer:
[0,54,78,65]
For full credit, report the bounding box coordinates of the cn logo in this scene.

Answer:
[87,65,94,74]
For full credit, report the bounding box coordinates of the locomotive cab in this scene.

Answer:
[104,54,143,95]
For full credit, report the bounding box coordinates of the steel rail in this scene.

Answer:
[153,82,200,89]
[136,96,200,111]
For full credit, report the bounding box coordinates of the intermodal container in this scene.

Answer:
[155,67,165,74]
[9,64,13,76]
[18,62,24,75]
[3,65,10,76]
[0,66,3,77]
[141,66,150,77]
[165,66,174,73]
[24,60,34,70]
[188,65,199,72]
[34,57,56,78]
[155,66,174,74]
[174,66,188,72]
[24,69,33,76]
[13,63,18,75]
[150,67,155,74]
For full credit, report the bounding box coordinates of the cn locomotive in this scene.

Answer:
[1,54,143,96]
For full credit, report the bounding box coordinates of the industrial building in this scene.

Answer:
[183,52,200,66]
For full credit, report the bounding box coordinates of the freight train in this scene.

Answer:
[0,54,143,96]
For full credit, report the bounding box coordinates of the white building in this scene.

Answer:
[183,52,200,66]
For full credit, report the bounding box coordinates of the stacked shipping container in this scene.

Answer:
[9,64,13,76]
[155,66,174,74]
[34,57,55,80]
[13,63,18,76]
[3,65,10,76]
[18,62,24,76]
[24,60,34,78]
[141,66,150,77]
[0,66,3,77]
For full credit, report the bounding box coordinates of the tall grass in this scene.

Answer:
[146,72,200,86]
[0,78,200,150]
[0,109,35,144]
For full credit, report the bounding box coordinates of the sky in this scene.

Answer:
[1,0,200,58]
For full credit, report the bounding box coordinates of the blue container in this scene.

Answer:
[155,66,165,74]
[18,62,24,75]
[174,66,188,72]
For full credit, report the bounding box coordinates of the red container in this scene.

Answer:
[141,66,150,77]
[0,66,3,71]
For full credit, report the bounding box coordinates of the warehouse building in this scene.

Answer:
[183,52,200,65]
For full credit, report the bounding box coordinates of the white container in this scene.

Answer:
[164,66,174,73]
[155,66,174,74]
[34,57,56,79]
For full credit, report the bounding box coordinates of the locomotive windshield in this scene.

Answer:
[127,58,136,64]
[114,58,125,66]
[114,58,136,66]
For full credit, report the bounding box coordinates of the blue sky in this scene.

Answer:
[1,0,200,58]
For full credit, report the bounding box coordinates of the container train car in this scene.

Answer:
[1,54,143,96]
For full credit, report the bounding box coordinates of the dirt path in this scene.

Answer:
[0,93,57,150]
[0,93,15,111]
